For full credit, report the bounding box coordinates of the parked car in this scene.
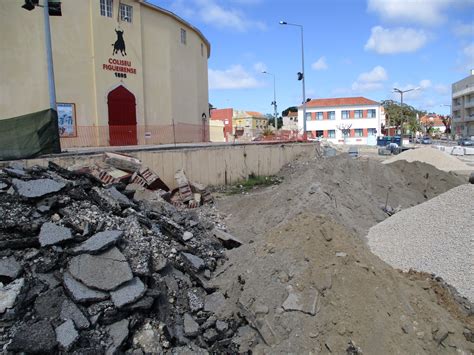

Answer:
[421,136,432,144]
[457,138,474,146]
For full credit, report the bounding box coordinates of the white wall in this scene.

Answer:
[298,104,381,145]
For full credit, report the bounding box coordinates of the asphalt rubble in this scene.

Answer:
[0,158,247,354]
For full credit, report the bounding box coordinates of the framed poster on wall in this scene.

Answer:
[57,103,77,137]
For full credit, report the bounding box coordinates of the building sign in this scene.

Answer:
[102,28,137,77]
[57,103,77,137]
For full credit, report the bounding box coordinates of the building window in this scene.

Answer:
[316,112,323,120]
[181,28,187,44]
[368,128,377,136]
[100,0,113,17]
[343,130,350,137]
[120,3,132,23]
[316,130,324,137]
[328,111,335,120]
[367,109,376,118]
[305,112,312,121]
[342,110,349,119]
[354,110,363,118]
[355,129,363,137]
[328,130,335,138]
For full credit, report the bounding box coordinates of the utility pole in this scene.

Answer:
[262,71,278,131]
[280,21,306,138]
[393,87,420,146]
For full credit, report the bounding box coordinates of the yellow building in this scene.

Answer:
[233,110,268,131]
[0,0,210,148]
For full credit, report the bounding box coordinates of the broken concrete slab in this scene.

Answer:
[106,186,136,208]
[8,319,57,353]
[34,286,66,319]
[63,272,109,303]
[282,285,320,316]
[56,319,79,350]
[61,298,91,329]
[104,152,142,173]
[211,229,243,249]
[138,167,169,191]
[183,313,200,337]
[68,247,133,291]
[216,320,229,333]
[72,230,123,255]
[182,252,205,272]
[90,186,121,213]
[106,319,130,355]
[110,277,146,308]
[204,292,226,315]
[39,222,74,247]
[0,278,24,313]
[0,256,22,280]
[203,328,218,342]
[12,178,66,198]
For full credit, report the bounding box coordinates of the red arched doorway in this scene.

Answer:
[107,85,137,146]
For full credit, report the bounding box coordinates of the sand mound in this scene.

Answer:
[367,184,474,302]
[383,147,472,172]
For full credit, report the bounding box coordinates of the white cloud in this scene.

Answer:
[253,62,267,73]
[209,65,263,89]
[351,65,388,92]
[453,22,474,37]
[311,56,328,70]
[365,26,428,54]
[419,79,432,89]
[367,0,453,25]
[171,0,265,31]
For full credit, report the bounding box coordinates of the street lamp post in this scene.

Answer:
[280,20,306,137]
[393,87,420,146]
[262,71,278,131]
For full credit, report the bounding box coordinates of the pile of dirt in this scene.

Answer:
[368,184,474,303]
[210,153,473,353]
[217,154,467,241]
[383,147,473,172]
[213,213,474,353]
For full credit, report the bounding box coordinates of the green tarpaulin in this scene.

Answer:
[0,109,61,161]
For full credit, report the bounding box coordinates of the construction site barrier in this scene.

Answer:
[59,124,306,149]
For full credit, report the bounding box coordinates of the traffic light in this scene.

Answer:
[22,0,39,11]
[48,0,62,16]
[297,72,304,81]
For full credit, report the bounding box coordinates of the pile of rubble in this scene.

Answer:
[0,159,247,354]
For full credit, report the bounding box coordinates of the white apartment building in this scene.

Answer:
[452,72,474,138]
[298,97,382,145]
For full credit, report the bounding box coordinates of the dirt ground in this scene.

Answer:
[209,152,473,354]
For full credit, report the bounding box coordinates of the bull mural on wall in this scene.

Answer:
[112,29,127,56]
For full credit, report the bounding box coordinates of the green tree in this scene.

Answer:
[381,100,425,136]
[282,106,297,117]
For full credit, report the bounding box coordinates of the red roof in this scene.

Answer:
[303,97,379,108]
[420,115,445,126]
[210,108,233,120]
[245,111,265,118]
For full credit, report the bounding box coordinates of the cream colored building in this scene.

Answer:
[0,0,210,148]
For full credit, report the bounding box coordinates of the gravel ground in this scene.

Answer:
[367,184,474,302]
[383,147,472,172]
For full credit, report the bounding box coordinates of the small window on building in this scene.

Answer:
[367,109,376,118]
[119,3,132,22]
[181,28,187,44]
[355,129,363,137]
[341,110,349,119]
[317,112,323,120]
[354,110,363,118]
[305,112,312,121]
[328,111,335,120]
[368,128,377,136]
[316,130,324,137]
[328,130,336,138]
[100,0,113,17]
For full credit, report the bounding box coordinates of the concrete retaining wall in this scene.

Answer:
[3,143,315,188]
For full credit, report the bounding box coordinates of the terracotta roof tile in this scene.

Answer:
[302,97,379,108]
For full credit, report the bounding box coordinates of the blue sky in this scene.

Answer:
[152,0,474,116]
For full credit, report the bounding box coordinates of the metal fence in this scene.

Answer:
[59,123,306,149]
